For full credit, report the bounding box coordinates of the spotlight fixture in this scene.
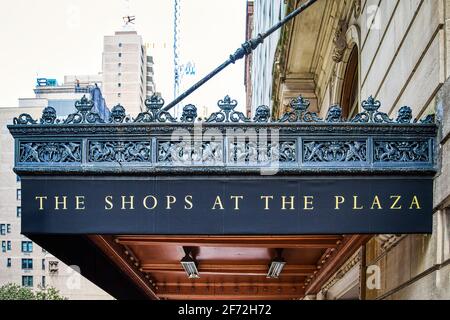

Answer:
[267,249,286,279]
[180,247,200,279]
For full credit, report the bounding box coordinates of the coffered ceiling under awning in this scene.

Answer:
[87,235,370,300]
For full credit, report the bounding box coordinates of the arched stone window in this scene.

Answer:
[331,24,360,120]
[341,46,359,118]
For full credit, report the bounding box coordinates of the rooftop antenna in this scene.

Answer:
[123,15,136,25]
[163,0,319,111]
[122,0,135,27]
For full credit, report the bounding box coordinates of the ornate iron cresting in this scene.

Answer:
[351,96,392,123]
[279,96,322,123]
[162,0,319,111]
[65,95,105,124]
[134,94,177,123]
[206,96,250,123]
[9,94,437,175]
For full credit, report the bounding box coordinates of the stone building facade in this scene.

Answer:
[102,29,155,116]
[250,0,287,115]
[250,0,450,299]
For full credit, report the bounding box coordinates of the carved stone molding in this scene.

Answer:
[333,20,348,63]
[320,249,362,298]
[376,235,406,252]
[353,0,361,18]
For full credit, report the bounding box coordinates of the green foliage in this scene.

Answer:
[0,283,35,300]
[0,283,67,300]
[35,286,67,300]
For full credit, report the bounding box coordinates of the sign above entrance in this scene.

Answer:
[9,94,438,235]
[22,177,433,235]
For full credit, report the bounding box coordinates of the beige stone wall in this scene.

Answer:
[276,0,450,300]
[361,0,445,118]
[360,0,449,300]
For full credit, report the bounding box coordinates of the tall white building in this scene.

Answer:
[0,78,112,300]
[0,110,113,300]
[0,22,155,300]
[102,29,156,116]
[250,0,286,114]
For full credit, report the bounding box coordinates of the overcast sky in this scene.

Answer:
[0,0,247,112]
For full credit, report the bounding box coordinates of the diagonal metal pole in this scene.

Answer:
[163,0,319,111]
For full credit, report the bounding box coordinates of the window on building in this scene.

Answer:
[6,224,11,233]
[118,93,121,98]
[1,241,6,252]
[16,175,21,182]
[7,258,11,268]
[22,276,33,287]
[118,72,122,77]
[42,259,45,270]
[17,207,21,218]
[21,258,33,270]
[41,276,46,288]
[17,189,21,200]
[7,241,11,251]
[22,241,33,253]
[118,63,122,67]
[118,43,122,47]
[341,46,359,119]
[0,224,5,235]
[118,53,122,58]
[118,83,122,88]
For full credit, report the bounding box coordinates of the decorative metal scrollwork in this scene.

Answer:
[13,114,37,125]
[253,105,271,123]
[279,96,322,123]
[158,141,223,164]
[89,141,151,163]
[230,141,296,163]
[10,93,436,126]
[134,94,176,123]
[303,141,367,163]
[19,142,81,163]
[374,141,429,163]
[180,104,198,123]
[419,114,435,124]
[351,96,392,123]
[109,105,130,124]
[206,95,250,123]
[65,95,104,124]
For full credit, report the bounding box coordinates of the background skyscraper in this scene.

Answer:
[102,27,156,116]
